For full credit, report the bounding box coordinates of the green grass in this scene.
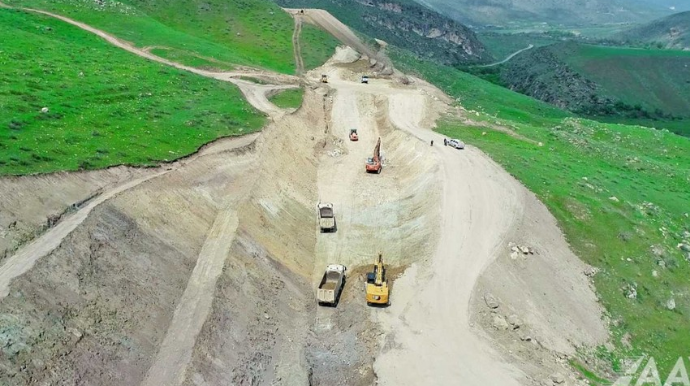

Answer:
[7,0,338,74]
[0,9,264,175]
[390,47,569,128]
[150,48,236,71]
[300,23,341,70]
[268,88,304,109]
[561,45,690,118]
[395,46,690,376]
[438,117,690,376]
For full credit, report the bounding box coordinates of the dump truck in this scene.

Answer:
[318,202,336,232]
[349,128,359,141]
[366,253,389,306]
[317,264,346,306]
[321,74,328,83]
[365,137,382,174]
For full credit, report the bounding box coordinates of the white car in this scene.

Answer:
[447,139,465,149]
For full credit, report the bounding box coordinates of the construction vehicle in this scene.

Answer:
[349,128,359,141]
[365,137,382,174]
[366,253,389,306]
[317,264,346,306]
[321,74,328,83]
[317,202,336,232]
[361,75,369,84]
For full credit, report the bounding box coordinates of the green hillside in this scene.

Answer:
[411,0,669,28]
[393,47,690,377]
[6,0,338,74]
[498,42,690,136]
[617,11,690,50]
[0,8,266,175]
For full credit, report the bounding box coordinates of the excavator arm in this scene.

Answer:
[375,253,384,285]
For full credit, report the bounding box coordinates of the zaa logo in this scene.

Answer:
[613,357,690,386]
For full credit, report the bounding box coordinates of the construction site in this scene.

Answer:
[0,7,610,386]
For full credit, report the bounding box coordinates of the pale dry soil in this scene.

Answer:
[0,4,608,384]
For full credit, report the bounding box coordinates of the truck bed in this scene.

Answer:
[320,282,337,290]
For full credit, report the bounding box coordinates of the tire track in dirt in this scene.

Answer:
[292,14,305,74]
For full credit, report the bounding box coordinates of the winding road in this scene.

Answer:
[479,44,534,67]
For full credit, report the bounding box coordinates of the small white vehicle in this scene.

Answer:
[318,202,336,232]
[317,264,346,306]
[447,139,465,149]
[361,75,369,84]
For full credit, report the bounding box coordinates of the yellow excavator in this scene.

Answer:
[366,253,389,306]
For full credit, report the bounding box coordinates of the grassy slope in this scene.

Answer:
[6,0,338,74]
[394,48,690,376]
[0,9,264,175]
[617,11,690,49]
[565,45,690,117]
[268,88,304,109]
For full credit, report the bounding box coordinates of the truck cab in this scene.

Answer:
[318,203,336,232]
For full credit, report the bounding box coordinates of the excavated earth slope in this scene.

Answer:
[0,20,607,383]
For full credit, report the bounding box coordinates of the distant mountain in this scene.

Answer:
[412,0,673,28]
[617,11,690,49]
[631,0,690,12]
[273,0,493,65]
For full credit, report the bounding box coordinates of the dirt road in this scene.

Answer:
[292,14,305,74]
[376,94,525,385]
[11,4,298,118]
[479,44,534,67]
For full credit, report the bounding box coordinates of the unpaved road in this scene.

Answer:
[479,44,534,67]
[9,4,298,118]
[376,93,524,385]
[292,14,305,74]
[285,8,386,67]
[306,60,527,384]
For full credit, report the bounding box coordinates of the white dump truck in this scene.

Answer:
[318,202,336,232]
[317,264,346,306]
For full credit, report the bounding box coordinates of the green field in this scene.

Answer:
[0,9,265,175]
[268,88,304,109]
[395,46,690,377]
[6,0,339,74]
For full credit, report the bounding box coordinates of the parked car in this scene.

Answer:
[447,139,465,149]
